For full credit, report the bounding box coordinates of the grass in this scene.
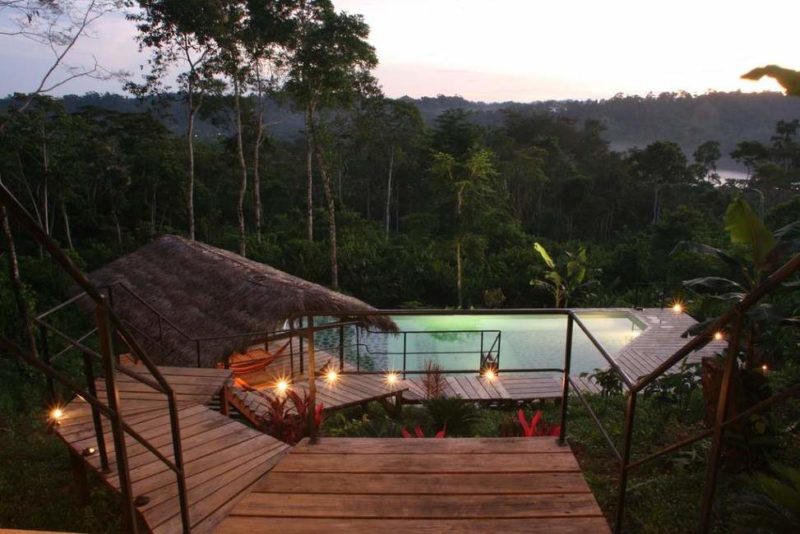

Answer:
[0,412,121,533]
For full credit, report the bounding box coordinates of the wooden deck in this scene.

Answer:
[590,308,727,387]
[402,373,563,402]
[227,374,406,427]
[54,365,289,534]
[215,437,610,533]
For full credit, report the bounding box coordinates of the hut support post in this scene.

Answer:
[306,314,317,443]
[69,450,90,506]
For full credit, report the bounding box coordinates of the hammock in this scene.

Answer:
[228,340,291,376]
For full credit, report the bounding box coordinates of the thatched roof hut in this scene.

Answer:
[87,235,396,367]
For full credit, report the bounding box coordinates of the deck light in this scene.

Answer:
[325,368,339,385]
[671,301,684,314]
[713,331,724,341]
[384,371,399,388]
[82,447,96,457]
[275,378,290,395]
[49,407,64,424]
[761,364,769,372]
[481,367,498,382]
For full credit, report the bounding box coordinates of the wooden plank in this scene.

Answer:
[216,516,611,533]
[272,453,579,474]
[455,375,483,400]
[147,443,286,531]
[445,376,470,399]
[254,471,591,495]
[130,437,283,497]
[231,492,602,519]
[293,437,565,455]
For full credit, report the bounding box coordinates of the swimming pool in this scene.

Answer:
[355,312,646,375]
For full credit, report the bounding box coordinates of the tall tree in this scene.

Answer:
[431,147,497,308]
[286,0,378,289]
[129,0,223,241]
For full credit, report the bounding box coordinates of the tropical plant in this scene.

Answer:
[421,360,446,399]
[516,409,560,437]
[422,396,479,437]
[733,464,800,532]
[259,389,323,445]
[643,359,700,411]
[531,242,597,307]
[675,197,800,369]
[581,367,623,397]
[400,425,446,438]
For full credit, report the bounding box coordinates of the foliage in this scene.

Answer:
[531,242,598,307]
[258,389,323,445]
[0,414,121,532]
[517,409,560,437]
[581,367,623,397]
[400,425,445,438]
[643,360,701,412]
[733,464,800,532]
[421,360,445,399]
[421,397,479,437]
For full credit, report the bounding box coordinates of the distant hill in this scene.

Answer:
[4,90,800,171]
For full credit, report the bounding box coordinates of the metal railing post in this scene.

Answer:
[402,332,407,379]
[497,331,501,368]
[614,390,638,533]
[82,349,110,472]
[299,322,305,375]
[339,323,345,370]
[699,312,744,532]
[289,325,295,377]
[480,331,484,367]
[38,324,55,404]
[306,315,318,443]
[96,299,138,534]
[559,314,574,445]
[195,339,201,368]
[356,326,360,372]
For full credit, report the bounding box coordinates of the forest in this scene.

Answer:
[1,1,799,532]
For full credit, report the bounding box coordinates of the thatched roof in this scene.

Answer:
[87,235,396,367]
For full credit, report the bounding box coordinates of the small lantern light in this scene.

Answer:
[713,331,724,341]
[384,371,399,388]
[49,407,64,424]
[325,368,339,385]
[275,378,290,394]
[481,367,498,382]
[671,301,684,314]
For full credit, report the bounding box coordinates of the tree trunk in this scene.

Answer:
[305,105,314,242]
[309,117,338,290]
[456,186,464,308]
[234,79,248,257]
[652,185,660,225]
[385,144,395,237]
[253,95,265,243]
[61,196,74,251]
[149,188,157,240]
[456,238,462,309]
[187,90,197,241]
[41,125,50,237]
[112,210,122,248]
[1,203,37,355]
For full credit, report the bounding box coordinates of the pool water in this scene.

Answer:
[360,313,644,376]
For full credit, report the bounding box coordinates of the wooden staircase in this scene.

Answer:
[54,365,289,534]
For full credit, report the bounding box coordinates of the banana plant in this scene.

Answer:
[530,242,598,308]
[674,197,800,368]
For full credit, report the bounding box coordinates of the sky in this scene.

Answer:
[0,0,796,102]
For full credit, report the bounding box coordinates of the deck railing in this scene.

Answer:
[0,183,191,534]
